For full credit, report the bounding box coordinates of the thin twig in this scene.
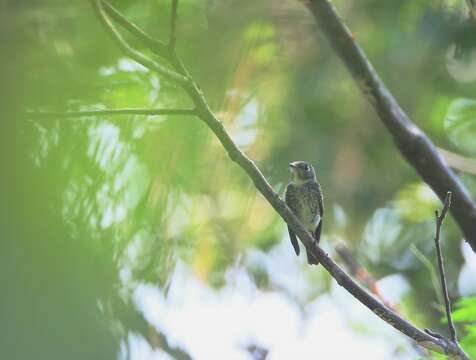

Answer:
[100,0,169,57]
[434,192,458,343]
[99,0,192,80]
[92,0,188,86]
[83,2,471,358]
[26,108,196,118]
[305,0,476,252]
[169,0,178,50]
[410,244,445,309]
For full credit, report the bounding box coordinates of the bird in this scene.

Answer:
[285,161,324,265]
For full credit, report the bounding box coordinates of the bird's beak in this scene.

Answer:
[289,162,297,169]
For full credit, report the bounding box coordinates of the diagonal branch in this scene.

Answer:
[305,0,476,253]
[335,244,394,310]
[100,0,197,84]
[337,243,434,358]
[92,0,188,86]
[26,108,196,119]
[434,192,458,343]
[83,2,470,358]
[195,105,470,359]
[100,0,169,57]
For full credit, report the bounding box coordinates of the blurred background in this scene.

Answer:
[1,0,476,359]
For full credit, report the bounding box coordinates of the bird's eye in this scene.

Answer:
[304,165,310,172]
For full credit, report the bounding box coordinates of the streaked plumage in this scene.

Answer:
[285,161,323,265]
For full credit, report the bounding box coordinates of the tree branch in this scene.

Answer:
[26,108,196,118]
[100,0,169,57]
[99,0,190,78]
[434,192,458,343]
[305,0,476,253]
[336,243,435,358]
[83,2,470,358]
[335,244,394,310]
[92,0,188,86]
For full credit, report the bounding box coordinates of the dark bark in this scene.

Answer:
[306,0,476,252]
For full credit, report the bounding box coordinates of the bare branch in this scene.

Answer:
[169,0,178,50]
[335,244,394,309]
[100,0,190,78]
[434,192,458,343]
[337,243,433,358]
[26,108,196,119]
[92,0,188,86]
[305,0,476,253]
[100,0,169,57]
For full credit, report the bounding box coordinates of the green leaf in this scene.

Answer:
[394,182,439,222]
[453,296,476,322]
[444,98,476,155]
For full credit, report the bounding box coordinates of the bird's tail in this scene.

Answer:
[306,246,320,265]
[306,219,322,265]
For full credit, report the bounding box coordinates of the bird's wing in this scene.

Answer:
[317,181,324,218]
[285,184,300,256]
[314,219,322,244]
[287,226,300,256]
[315,181,324,244]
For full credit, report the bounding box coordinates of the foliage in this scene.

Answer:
[453,296,476,357]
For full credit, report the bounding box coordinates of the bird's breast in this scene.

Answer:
[299,206,320,231]
[286,181,322,232]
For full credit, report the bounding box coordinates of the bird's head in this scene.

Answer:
[289,161,316,184]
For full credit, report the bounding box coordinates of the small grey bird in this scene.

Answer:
[285,161,324,265]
